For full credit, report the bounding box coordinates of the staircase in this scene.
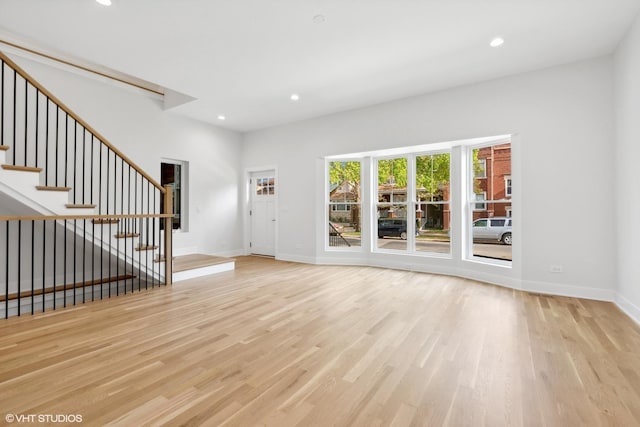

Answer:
[0,51,173,318]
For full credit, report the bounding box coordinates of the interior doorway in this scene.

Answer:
[250,170,276,256]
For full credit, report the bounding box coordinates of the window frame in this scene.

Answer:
[465,141,512,265]
[323,134,513,268]
[326,159,363,251]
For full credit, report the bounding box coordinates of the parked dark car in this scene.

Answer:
[378,218,409,240]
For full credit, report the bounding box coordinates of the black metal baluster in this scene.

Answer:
[73,121,77,203]
[55,107,59,186]
[83,218,86,304]
[63,219,67,307]
[64,113,68,188]
[31,220,34,315]
[129,165,132,292]
[23,78,27,166]
[100,211,104,300]
[35,89,39,168]
[92,220,96,302]
[108,219,112,298]
[12,70,16,164]
[5,222,9,319]
[53,220,56,310]
[90,135,94,207]
[45,98,49,186]
[116,219,119,297]
[82,130,86,204]
[17,220,21,316]
[140,174,144,291]
[73,219,77,306]
[106,148,110,215]
[42,220,46,313]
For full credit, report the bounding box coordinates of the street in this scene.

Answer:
[337,236,512,261]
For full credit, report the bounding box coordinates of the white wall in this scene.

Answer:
[243,57,616,300]
[614,12,640,322]
[7,54,245,257]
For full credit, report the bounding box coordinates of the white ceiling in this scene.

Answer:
[0,0,638,132]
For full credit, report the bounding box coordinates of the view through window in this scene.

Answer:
[328,161,361,248]
[326,137,512,265]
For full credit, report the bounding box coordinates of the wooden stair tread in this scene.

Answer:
[65,204,97,209]
[0,274,136,302]
[114,233,140,239]
[136,245,158,251]
[0,145,9,151]
[1,164,42,173]
[36,185,72,192]
[92,218,120,224]
[173,254,235,273]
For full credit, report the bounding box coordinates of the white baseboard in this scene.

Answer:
[275,253,316,264]
[519,279,615,301]
[615,293,640,326]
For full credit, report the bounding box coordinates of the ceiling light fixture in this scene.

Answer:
[290,94,300,101]
[96,0,112,6]
[313,15,325,24]
[490,37,504,47]
[217,115,226,120]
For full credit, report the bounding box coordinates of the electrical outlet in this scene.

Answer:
[550,265,564,273]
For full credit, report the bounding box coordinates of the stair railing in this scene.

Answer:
[0,51,173,317]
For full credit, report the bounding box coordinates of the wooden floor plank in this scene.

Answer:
[1,256,639,426]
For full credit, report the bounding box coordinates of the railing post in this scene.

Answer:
[163,185,173,286]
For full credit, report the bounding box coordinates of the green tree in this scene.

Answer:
[377,158,408,186]
[415,153,450,201]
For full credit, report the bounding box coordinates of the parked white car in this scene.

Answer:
[473,217,512,245]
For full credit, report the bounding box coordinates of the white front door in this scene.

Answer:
[250,171,276,256]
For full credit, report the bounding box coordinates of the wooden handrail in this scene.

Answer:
[0,50,165,193]
[0,213,173,221]
[0,39,164,96]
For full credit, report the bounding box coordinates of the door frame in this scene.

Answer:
[244,165,278,256]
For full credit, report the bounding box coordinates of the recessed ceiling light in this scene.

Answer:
[217,115,226,120]
[290,94,300,101]
[490,37,504,47]
[313,15,325,24]
[96,0,112,6]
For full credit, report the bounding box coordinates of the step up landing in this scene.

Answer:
[173,254,235,282]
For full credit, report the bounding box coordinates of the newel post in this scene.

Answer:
[163,184,173,285]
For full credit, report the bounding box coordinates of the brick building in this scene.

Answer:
[473,143,512,220]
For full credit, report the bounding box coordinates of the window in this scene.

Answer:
[161,160,188,231]
[325,135,513,267]
[469,142,512,261]
[474,192,487,211]
[475,158,487,178]
[331,204,351,211]
[415,152,450,254]
[376,157,408,251]
[255,177,275,195]
[328,161,361,248]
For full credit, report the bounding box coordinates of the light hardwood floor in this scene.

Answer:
[1,256,640,426]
